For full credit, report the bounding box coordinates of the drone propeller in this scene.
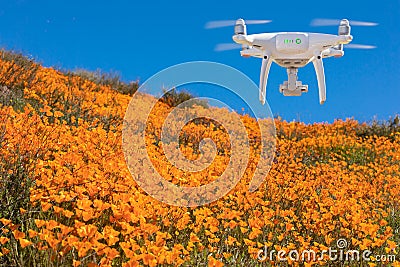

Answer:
[215,43,377,52]
[214,43,242,51]
[345,44,377,49]
[311,18,378,27]
[205,19,272,29]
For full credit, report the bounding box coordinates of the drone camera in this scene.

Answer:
[279,81,308,96]
[279,68,308,96]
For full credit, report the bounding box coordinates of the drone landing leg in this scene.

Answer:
[259,55,272,105]
[312,55,326,104]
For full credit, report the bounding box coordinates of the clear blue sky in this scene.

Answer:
[1,0,399,123]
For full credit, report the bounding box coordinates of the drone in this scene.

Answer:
[206,18,377,104]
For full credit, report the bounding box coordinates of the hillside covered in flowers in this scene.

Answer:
[0,50,399,266]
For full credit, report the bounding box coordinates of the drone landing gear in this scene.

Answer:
[279,67,308,96]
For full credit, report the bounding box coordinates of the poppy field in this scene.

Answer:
[0,51,399,266]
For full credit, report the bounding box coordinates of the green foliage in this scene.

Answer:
[356,115,400,139]
[0,85,24,110]
[70,69,139,96]
[0,128,41,266]
[160,87,208,108]
[0,50,41,112]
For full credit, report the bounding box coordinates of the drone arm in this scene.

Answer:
[312,54,326,105]
[259,54,272,105]
[322,47,344,58]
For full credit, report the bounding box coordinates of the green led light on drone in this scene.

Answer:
[284,39,302,44]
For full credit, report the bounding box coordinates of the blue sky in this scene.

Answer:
[0,0,399,123]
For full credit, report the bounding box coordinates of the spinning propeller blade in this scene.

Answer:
[214,43,242,51]
[311,18,378,27]
[345,44,377,49]
[205,20,271,29]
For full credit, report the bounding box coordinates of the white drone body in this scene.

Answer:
[232,18,353,105]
